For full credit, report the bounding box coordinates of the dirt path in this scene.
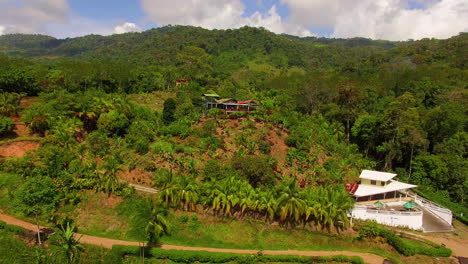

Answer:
[0,212,385,264]
[0,141,40,158]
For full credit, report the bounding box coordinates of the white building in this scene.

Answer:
[347,170,453,232]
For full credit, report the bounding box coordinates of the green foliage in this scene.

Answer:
[112,246,365,263]
[231,155,276,187]
[0,116,13,136]
[0,92,23,116]
[0,228,120,264]
[150,141,174,154]
[117,197,170,244]
[97,110,129,136]
[160,121,192,137]
[162,98,176,125]
[0,28,466,244]
[14,176,59,217]
[357,222,452,257]
[49,218,84,263]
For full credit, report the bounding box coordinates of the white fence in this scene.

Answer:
[351,205,423,230]
[411,193,453,225]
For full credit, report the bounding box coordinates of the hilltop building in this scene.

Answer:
[203,93,258,113]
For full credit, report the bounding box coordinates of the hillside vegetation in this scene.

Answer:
[0,26,466,262]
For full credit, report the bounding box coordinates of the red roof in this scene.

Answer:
[237,100,253,104]
[345,183,359,194]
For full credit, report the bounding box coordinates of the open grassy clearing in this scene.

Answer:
[129,92,175,112]
[57,191,400,262]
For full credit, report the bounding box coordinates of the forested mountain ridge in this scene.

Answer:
[0,26,397,59]
[0,26,467,219]
[2,25,464,65]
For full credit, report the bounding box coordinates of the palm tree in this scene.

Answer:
[275,178,307,227]
[146,199,170,245]
[256,191,276,221]
[52,220,83,263]
[177,176,199,211]
[99,155,123,195]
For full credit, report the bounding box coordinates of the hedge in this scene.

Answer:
[112,245,365,264]
[0,220,24,235]
[358,223,451,257]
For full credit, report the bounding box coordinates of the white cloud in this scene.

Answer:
[45,15,116,38]
[0,0,69,35]
[281,0,468,40]
[114,22,142,34]
[140,0,312,36]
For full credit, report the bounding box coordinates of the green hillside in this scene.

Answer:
[0,26,466,263]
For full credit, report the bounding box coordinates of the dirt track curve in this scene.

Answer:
[0,212,385,264]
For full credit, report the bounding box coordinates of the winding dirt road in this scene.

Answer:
[0,212,385,264]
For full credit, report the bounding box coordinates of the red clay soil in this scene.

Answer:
[265,129,289,166]
[0,212,385,264]
[118,167,153,186]
[0,141,40,158]
[19,97,39,109]
[8,116,30,137]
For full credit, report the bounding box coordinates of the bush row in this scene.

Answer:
[358,223,451,257]
[0,220,24,234]
[112,245,364,264]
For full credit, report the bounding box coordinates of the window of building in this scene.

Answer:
[371,180,377,185]
[381,181,385,186]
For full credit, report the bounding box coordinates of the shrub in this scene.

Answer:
[4,224,23,235]
[29,115,49,135]
[202,160,238,181]
[200,136,222,151]
[258,140,271,154]
[232,155,276,187]
[0,116,13,136]
[150,141,174,154]
[357,222,452,257]
[199,120,217,137]
[162,98,176,124]
[111,246,365,263]
[160,121,192,137]
[86,131,110,156]
[134,138,150,154]
[180,215,189,223]
[97,110,129,136]
[0,157,35,176]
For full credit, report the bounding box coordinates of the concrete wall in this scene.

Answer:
[351,207,423,230]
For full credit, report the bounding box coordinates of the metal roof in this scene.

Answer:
[216,98,237,103]
[353,180,417,197]
[359,170,397,181]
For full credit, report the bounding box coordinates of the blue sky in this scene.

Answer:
[0,0,466,40]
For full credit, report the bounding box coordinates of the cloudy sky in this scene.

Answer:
[0,0,466,40]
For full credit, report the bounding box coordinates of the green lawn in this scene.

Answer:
[56,192,401,261]
[1,186,454,264]
[129,91,175,112]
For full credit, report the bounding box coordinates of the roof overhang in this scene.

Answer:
[353,180,417,197]
[359,170,397,182]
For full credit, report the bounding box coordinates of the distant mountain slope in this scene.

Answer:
[0,26,395,62]
[1,26,465,69]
